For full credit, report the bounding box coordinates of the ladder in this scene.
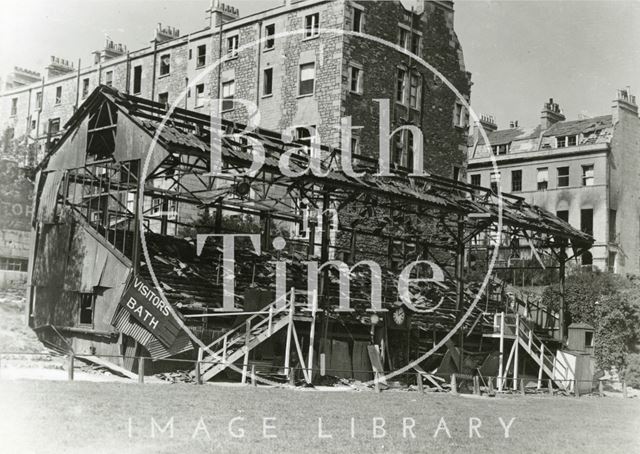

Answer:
[194,289,297,382]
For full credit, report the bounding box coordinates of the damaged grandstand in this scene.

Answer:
[27,86,593,388]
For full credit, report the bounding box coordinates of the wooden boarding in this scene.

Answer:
[78,355,138,380]
[367,345,387,385]
[414,365,444,390]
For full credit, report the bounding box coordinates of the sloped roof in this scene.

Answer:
[477,125,542,146]
[543,115,613,137]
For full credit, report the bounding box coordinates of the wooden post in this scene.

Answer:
[548,378,553,395]
[537,344,544,390]
[251,365,256,387]
[473,376,480,395]
[513,315,520,390]
[283,289,295,376]
[598,380,604,397]
[417,373,424,393]
[241,348,249,384]
[289,366,296,387]
[320,353,326,376]
[451,374,457,395]
[307,290,318,385]
[195,361,202,385]
[374,372,381,393]
[574,379,580,398]
[497,312,505,390]
[622,381,627,398]
[138,357,145,384]
[488,377,494,395]
[67,354,74,381]
[520,378,525,396]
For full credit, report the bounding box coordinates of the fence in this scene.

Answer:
[0,351,630,398]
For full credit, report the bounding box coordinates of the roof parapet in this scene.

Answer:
[155,23,180,42]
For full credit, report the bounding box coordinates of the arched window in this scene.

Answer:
[582,251,593,266]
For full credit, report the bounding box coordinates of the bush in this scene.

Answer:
[624,353,640,388]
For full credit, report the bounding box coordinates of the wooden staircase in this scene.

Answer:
[488,313,570,391]
[194,289,297,382]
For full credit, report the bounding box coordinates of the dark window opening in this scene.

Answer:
[263,68,273,96]
[133,66,142,94]
[49,118,61,135]
[197,44,206,67]
[352,8,363,32]
[511,169,522,192]
[305,13,320,38]
[582,251,593,266]
[609,209,617,243]
[82,78,90,98]
[581,208,593,236]
[79,293,95,326]
[299,63,315,96]
[0,257,28,272]
[556,210,569,223]
[10,98,17,116]
[265,24,275,49]
[585,331,594,347]
[159,55,170,76]
[221,80,235,111]
[55,86,62,104]
[158,92,169,106]
[470,174,481,186]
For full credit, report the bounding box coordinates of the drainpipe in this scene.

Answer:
[74,58,81,111]
[151,39,158,101]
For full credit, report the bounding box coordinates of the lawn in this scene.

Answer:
[0,380,638,454]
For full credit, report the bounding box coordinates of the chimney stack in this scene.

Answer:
[612,86,638,124]
[154,23,180,43]
[207,0,240,28]
[479,114,498,133]
[540,98,565,129]
[509,120,519,129]
[46,56,75,78]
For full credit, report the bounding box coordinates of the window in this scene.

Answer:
[55,86,62,105]
[490,172,500,194]
[263,68,273,96]
[396,68,406,103]
[470,174,481,186]
[299,63,315,96]
[410,33,421,55]
[585,331,594,348]
[408,73,421,109]
[265,24,275,49]
[452,166,461,181]
[305,13,320,38]
[31,120,36,130]
[226,35,239,58]
[195,84,205,108]
[568,135,577,146]
[556,136,566,148]
[557,166,569,187]
[581,208,593,236]
[582,165,594,186]
[582,251,593,266]
[398,26,421,54]
[221,80,235,111]
[491,144,509,155]
[398,28,409,48]
[158,92,169,106]
[49,118,60,134]
[349,65,362,94]
[0,257,28,272]
[10,98,17,116]
[79,293,95,326]
[105,71,113,87]
[82,78,90,98]
[36,92,42,110]
[511,169,522,192]
[351,137,359,154]
[537,168,548,190]
[609,209,617,243]
[159,54,170,76]
[557,135,577,147]
[133,66,142,94]
[352,7,363,32]
[608,252,616,273]
[556,210,569,223]
[196,44,206,67]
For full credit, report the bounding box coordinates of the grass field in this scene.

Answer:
[0,380,638,454]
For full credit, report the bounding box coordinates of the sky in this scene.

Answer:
[1,0,639,129]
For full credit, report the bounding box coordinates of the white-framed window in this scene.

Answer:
[195,83,205,108]
[196,44,206,67]
[35,92,42,110]
[396,67,406,104]
[398,24,421,54]
[557,166,569,187]
[226,35,239,58]
[537,168,549,190]
[490,172,501,193]
[299,62,315,96]
[409,72,421,109]
[349,64,363,94]
[55,86,62,105]
[352,6,364,32]
[582,164,594,186]
[263,68,273,96]
[265,24,275,50]
[305,13,320,38]
[159,54,170,76]
[221,80,235,111]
